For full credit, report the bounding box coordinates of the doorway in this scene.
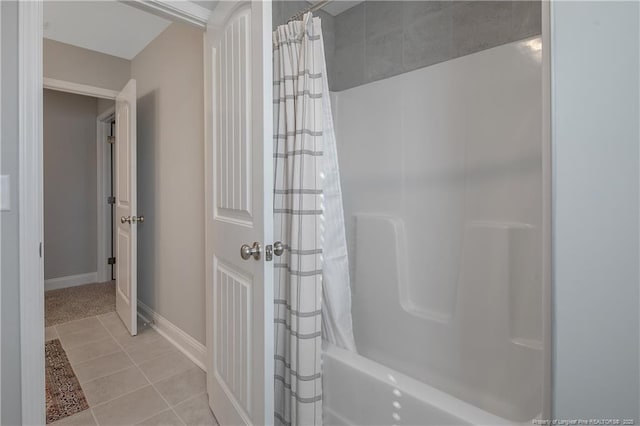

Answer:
[43,89,116,328]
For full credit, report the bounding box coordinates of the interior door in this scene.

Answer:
[115,79,138,336]
[204,1,273,425]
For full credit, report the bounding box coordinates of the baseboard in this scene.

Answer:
[137,300,206,371]
[44,272,98,291]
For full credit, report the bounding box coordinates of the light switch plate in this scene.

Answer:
[1,175,10,211]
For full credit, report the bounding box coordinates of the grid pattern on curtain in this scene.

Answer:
[273,13,325,426]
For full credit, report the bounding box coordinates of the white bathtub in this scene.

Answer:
[323,344,521,426]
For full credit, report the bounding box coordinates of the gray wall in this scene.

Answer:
[272,1,336,88]
[552,1,639,421]
[331,1,540,90]
[44,38,131,92]
[277,1,540,91]
[131,23,206,344]
[1,1,22,424]
[43,89,98,280]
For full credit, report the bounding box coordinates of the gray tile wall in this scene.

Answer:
[272,1,540,92]
[272,1,336,87]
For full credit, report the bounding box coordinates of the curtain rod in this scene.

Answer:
[287,0,333,22]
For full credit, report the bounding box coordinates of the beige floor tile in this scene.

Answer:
[124,336,175,364]
[56,316,105,337]
[98,312,130,337]
[173,394,217,426]
[45,326,59,341]
[116,326,161,348]
[73,351,133,384]
[154,368,206,406]
[58,325,111,350]
[92,386,168,426]
[51,409,96,425]
[138,350,198,383]
[82,366,149,406]
[136,409,184,426]
[65,337,121,366]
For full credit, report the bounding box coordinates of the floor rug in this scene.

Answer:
[45,281,116,326]
[45,339,89,424]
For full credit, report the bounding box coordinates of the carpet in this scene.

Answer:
[45,281,116,326]
[45,339,89,424]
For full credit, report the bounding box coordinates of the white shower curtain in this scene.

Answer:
[273,13,355,426]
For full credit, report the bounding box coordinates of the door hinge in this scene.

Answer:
[39,242,43,258]
[107,196,116,205]
[108,257,116,265]
[107,136,115,144]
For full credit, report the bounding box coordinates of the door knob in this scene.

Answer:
[240,242,261,260]
[273,241,284,256]
[120,215,131,224]
[132,215,144,224]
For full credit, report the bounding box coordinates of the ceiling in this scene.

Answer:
[43,1,172,60]
[43,0,363,61]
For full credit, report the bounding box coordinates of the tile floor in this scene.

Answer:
[45,313,218,426]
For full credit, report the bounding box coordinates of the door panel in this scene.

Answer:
[215,8,252,224]
[115,79,137,336]
[214,259,252,413]
[205,2,273,425]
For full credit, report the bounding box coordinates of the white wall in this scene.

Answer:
[552,1,640,421]
[43,89,98,280]
[131,23,205,344]
[333,37,543,421]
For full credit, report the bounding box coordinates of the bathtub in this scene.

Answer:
[323,344,520,426]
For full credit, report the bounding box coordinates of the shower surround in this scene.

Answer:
[271,1,544,424]
[326,34,543,424]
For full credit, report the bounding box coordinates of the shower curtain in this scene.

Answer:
[273,13,355,426]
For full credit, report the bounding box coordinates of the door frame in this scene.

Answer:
[43,77,117,286]
[96,107,116,284]
[541,1,552,420]
[18,2,45,423]
[18,2,211,422]
[0,2,3,421]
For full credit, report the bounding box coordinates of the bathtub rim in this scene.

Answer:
[323,343,536,426]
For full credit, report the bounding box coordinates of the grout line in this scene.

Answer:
[67,341,122,368]
[171,390,207,409]
[77,362,136,387]
[136,407,181,425]
[135,392,211,426]
[89,408,99,426]
[118,337,176,365]
[89,383,151,410]
[56,324,112,351]
[54,314,102,328]
[173,391,220,425]
[137,356,195,384]
[132,361,188,426]
[59,336,113,353]
[96,315,187,426]
[52,323,61,340]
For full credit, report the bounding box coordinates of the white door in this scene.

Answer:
[204,1,273,425]
[115,79,138,336]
